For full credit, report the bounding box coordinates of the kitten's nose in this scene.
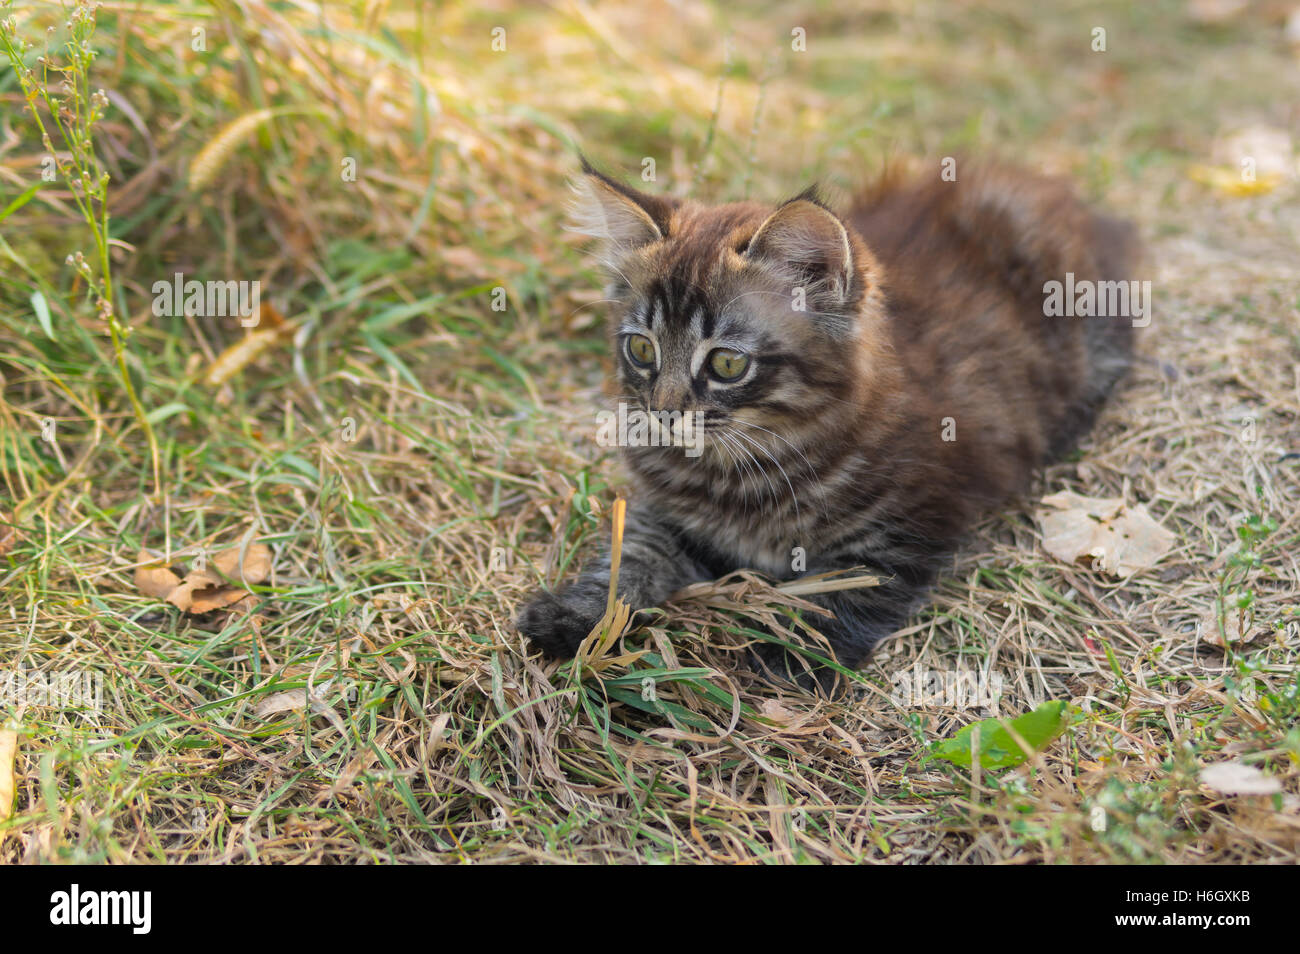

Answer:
[649,376,691,413]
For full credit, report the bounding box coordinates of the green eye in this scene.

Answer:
[709,349,750,381]
[627,333,656,366]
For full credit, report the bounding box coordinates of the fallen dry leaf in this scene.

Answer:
[231,542,272,583]
[254,689,307,718]
[178,542,271,589]
[170,583,251,614]
[0,727,17,822]
[1037,491,1176,578]
[134,549,183,599]
[135,541,271,616]
[1200,761,1282,796]
[254,686,347,733]
[757,699,802,726]
[1198,601,1265,648]
[427,712,453,752]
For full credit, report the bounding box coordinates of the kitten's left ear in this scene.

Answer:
[745,194,854,302]
[568,158,676,265]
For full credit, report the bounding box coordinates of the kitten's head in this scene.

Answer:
[570,160,884,463]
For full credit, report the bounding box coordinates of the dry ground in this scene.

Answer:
[0,0,1297,863]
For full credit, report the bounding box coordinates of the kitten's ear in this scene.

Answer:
[568,159,674,264]
[745,195,854,301]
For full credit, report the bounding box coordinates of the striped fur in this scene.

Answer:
[517,159,1138,682]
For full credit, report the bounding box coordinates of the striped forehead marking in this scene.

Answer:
[644,277,719,338]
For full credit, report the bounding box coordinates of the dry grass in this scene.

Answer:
[0,0,1297,864]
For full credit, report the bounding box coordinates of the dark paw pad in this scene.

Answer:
[516,589,602,658]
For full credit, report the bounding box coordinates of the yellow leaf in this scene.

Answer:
[1186,163,1283,197]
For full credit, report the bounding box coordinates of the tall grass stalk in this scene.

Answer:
[0,0,161,494]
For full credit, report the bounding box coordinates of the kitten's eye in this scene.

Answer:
[708,349,750,381]
[626,333,656,367]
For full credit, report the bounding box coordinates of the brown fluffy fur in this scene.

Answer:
[517,157,1138,686]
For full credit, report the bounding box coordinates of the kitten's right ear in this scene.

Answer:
[568,158,674,263]
[745,194,854,303]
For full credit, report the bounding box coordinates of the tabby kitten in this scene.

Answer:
[517,157,1137,681]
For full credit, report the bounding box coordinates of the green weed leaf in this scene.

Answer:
[929,700,1073,769]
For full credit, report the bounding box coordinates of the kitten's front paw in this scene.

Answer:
[749,640,844,696]
[516,588,603,658]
